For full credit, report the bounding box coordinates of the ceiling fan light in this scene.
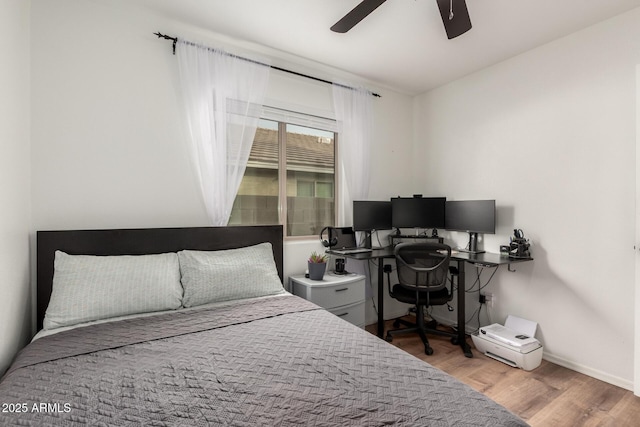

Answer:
[436,0,472,39]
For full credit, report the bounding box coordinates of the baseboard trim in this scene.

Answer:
[541,352,633,391]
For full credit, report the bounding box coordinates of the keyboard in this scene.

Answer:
[332,248,373,255]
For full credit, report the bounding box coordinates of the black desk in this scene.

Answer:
[329,247,533,357]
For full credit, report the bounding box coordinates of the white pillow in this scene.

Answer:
[43,251,182,330]
[178,242,284,307]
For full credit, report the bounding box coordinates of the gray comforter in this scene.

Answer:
[0,295,527,426]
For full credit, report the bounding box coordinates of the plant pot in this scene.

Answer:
[308,262,326,280]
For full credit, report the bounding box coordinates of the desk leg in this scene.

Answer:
[456,260,473,358]
[377,260,385,338]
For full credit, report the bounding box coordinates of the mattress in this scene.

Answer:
[0,294,527,426]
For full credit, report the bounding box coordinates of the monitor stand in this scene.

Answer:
[363,231,373,249]
[458,232,485,254]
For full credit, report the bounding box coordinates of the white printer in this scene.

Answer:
[471,315,543,371]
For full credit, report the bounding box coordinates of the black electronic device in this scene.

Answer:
[320,226,338,247]
[391,197,446,231]
[445,199,496,254]
[353,201,392,231]
[353,200,393,249]
[334,227,357,250]
[509,229,531,259]
[320,226,357,250]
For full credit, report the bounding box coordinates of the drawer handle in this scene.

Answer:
[337,312,349,317]
[334,288,349,292]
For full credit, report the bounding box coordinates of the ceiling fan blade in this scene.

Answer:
[331,0,388,33]
[436,0,472,39]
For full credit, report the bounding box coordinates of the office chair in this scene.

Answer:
[385,242,458,355]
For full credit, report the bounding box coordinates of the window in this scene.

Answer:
[315,182,334,198]
[229,116,337,238]
[296,180,314,197]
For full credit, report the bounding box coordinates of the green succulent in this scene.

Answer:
[308,251,328,263]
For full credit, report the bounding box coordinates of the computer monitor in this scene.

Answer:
[391,197,446,231]
[445,199,496,253]
[353,201,392,231]
[353,201,392,249]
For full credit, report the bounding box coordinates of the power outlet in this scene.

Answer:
[484,293,494,307]
[480,292,494,307]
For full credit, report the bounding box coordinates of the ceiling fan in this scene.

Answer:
[330,0,472,39]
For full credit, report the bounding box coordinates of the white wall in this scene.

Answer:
[414,8,640,390]
[0,0,31,375]
[29,1,414,329]
[12,0,640,392]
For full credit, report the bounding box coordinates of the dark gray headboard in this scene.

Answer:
[36,225,284,330]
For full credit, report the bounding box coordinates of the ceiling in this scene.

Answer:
[135,0,640,95]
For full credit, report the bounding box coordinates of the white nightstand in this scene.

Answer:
[289,273,366,328]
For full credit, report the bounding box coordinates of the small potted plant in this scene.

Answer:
[308,251,328,280]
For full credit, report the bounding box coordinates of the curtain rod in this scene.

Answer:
[153,32,381,98]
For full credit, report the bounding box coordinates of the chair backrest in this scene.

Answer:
[394,242,451,292]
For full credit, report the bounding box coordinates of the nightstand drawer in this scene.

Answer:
[304,280,363,308]
[328,301,365,328]
[289,273,365,310]
[290,274,366,328]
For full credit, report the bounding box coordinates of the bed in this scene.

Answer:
[0,225,527,426]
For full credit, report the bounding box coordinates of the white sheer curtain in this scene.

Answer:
[176,40,270,225]
[332,84,373,203]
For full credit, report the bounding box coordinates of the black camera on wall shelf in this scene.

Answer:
[509,229,530,259]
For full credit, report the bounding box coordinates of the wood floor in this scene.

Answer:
[365,319,640,426]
